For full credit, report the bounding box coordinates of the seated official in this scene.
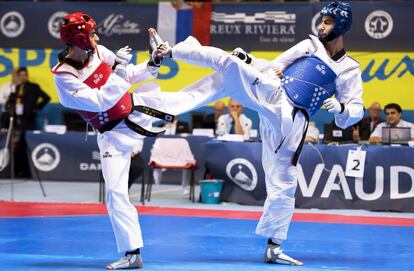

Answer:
[305,121,320,143]
[369,103,414,144]
[353,102,384,143]
[216,99,252,138]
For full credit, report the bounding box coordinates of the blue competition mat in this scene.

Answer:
[0,214,413,271]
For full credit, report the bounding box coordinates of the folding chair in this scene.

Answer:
[143,137,197,203]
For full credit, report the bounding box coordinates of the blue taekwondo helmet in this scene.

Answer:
[319,1,352,42]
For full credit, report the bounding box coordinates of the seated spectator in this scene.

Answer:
[353,102,383,142]
[369,103,414,144]
[202,100,226,131]
[305,121,320,143]
[216,99,252,138]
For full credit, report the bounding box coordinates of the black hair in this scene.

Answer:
[16,67,27,74]
[384,103,402,113]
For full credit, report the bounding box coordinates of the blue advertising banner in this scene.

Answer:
[7,132,414,212]
[211,2,414,51]
[0,2,158,50]
[296,144,414,212]
[210,3,312,51]
[204,141,414,212]
[0,2,413,51]
[23,132,210,182]
[25,132,101,182]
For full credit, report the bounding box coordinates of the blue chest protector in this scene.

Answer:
[281,56,337,116]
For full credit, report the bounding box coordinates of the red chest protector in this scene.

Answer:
[52,51,132,131]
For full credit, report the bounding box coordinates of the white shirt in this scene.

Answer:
[370,119,414,139]
[216,113,252,137]
[0,82,15,105]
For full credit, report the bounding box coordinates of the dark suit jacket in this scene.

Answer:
[5,81,50,131]
[355,117,384,140]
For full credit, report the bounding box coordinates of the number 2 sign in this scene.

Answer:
[345,148,366,178]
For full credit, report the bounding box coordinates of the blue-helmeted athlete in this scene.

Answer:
[151,0,363,266]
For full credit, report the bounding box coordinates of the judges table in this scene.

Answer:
[24,131,211,183]
[204,141,414,212]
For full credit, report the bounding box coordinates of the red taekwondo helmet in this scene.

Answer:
[60,12,96,50]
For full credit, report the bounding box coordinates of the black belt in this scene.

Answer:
[98,94,176,137]
[274,107,309,166]
[98,118,123,134]
[291,107,309,166]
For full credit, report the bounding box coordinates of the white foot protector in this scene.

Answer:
[264,245,304,266]
[106,254,143,270]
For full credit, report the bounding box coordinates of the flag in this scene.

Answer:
[157,1,212,46]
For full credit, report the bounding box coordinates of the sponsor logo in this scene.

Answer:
[102,151,112,158]
[316,64,326,75]
[96,14,140,37]
[79,151,101,171]
[226,158,258,191]
[31,143,60,172]
[0,11,25,38]
[80,163,101,171]
[211,11,296,44]
[93,73,104,85]
[365,10,393,39]
[48,11,68,39]
[297,164,414,201]
[361,56,413,82]
[212,11,295,24]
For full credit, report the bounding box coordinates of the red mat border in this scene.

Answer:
[1,201,413,226]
